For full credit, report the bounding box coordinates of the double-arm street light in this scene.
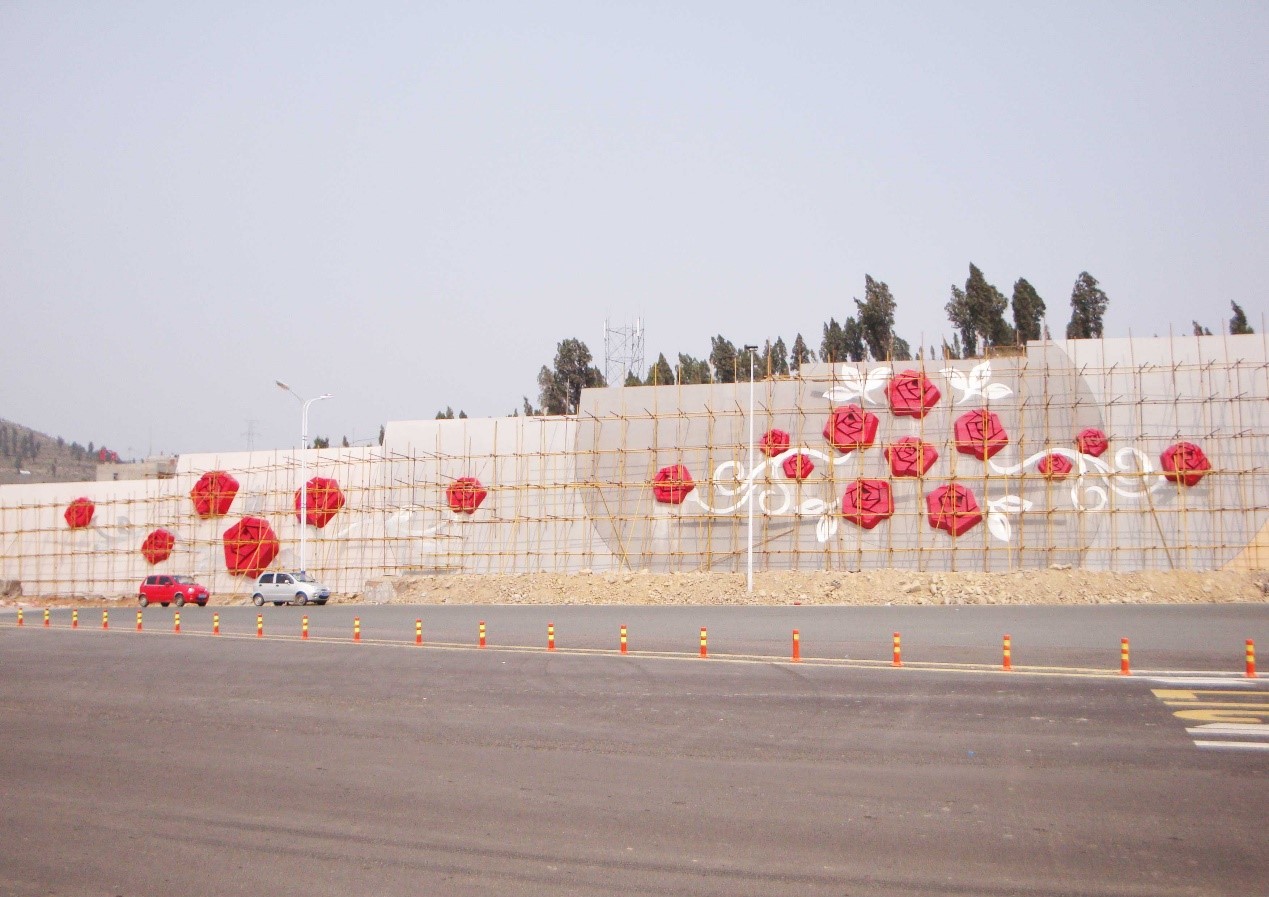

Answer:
[276,380,333,575]
[741,345,759,593]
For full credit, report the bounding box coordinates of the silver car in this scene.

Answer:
[251,571,331,606]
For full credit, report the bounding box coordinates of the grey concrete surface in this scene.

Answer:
[0,620,1265,896]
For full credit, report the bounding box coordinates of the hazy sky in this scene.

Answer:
[3,2,1266,457]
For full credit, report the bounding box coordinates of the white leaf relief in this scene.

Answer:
[815,514,839,543]
[821,366,890,404]
[941,360,1013,405]
[987,512,1012,542]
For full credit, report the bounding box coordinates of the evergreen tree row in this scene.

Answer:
[523,270,1257,415]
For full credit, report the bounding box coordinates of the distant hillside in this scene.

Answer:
[0,419,107,485]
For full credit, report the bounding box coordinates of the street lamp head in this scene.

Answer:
[275,380,291,392]
[742,344,759,352]
[318,393,333,400]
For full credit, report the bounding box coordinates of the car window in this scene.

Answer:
[159,576,171,585]
[175,576,194,584]
[145,576,155,585]
[278,575,292,584]
[259,574,273,585]
[296,573,314,582]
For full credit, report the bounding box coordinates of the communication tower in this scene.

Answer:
[604,317,646,387]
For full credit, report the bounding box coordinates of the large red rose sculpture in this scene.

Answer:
[295,476,345,528]
[222,516,280,577]
[823,404,880,454]
[652,465,694,505]
[447,477,489,514]
[760,429,790,458]
[1075,428,1109,458]
[782,453,815,480]
[1161,442,1210,487]
[887,369,941,418]
[1037,453,1074,479]
[841,479,894,530]
[191,471,240,518]
[64,497,95,529]
[885,437,938,478]
[926,484,983,537]
[953,409,1009,461]
[141,529,175,565]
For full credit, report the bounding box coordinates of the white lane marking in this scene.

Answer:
[1146,677,1260,687]
[1193,740,1269,752]
[1186,724,1269,738]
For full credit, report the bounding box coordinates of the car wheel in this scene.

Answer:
[173,594,185,607]
[294,592,308,606]
[252,594,264,607]
[198,601,208,607]
[138,595,148,608]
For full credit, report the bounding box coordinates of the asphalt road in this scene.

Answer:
[1,608,1266,896]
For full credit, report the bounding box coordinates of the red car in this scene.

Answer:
[138,574,210,607]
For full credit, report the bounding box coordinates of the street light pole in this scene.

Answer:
[276,381,333,575]
[742,345,758,593]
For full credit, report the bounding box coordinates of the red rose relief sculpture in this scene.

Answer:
[141,529,175,565]
[823,404,880,454]
[840,479,894,530]
[782,453,815,480]
[760,429,790,458]
[887,369,941,418]
[926,484,983,537]
[885,437,939,478]
[295,476,345,528]
[64,497,94,529]
[1075,428,1109,458]
[953,409,1009,461]
[1037,453,1074,479]
[447,477,488,514]
[191,471,240,518]
[1161,442,1210,487]
[652,465,694,505]
[222,516,280,577]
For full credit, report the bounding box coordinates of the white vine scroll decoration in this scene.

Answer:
[688,446,859,544]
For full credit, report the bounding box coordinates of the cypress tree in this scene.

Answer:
[1011,278,1046,343]
[1230,302,1255,335]
[1065,272,1110,339]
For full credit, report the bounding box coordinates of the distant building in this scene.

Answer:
[95,457,177,481]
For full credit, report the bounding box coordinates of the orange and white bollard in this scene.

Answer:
[43,608,50,628]
[256,614,263,638]
[16,608,23,627]
[415,619,422,646]
[792,629,801,663]
[1246,639,1257,679]
[212,613,220,635]
[301,615,309,640]
[1002,634,1012,671]
[547,622,555,651]
[892,632,902,667]
[479,621,486,648]
[620,624,628,654]
[699,627,708,658]
[136,609,143,631]
[174,611,180,634]
[102,609,108,630]
[1120,637,1131,675]
[353,617,361,642]
[72,609,78,629]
